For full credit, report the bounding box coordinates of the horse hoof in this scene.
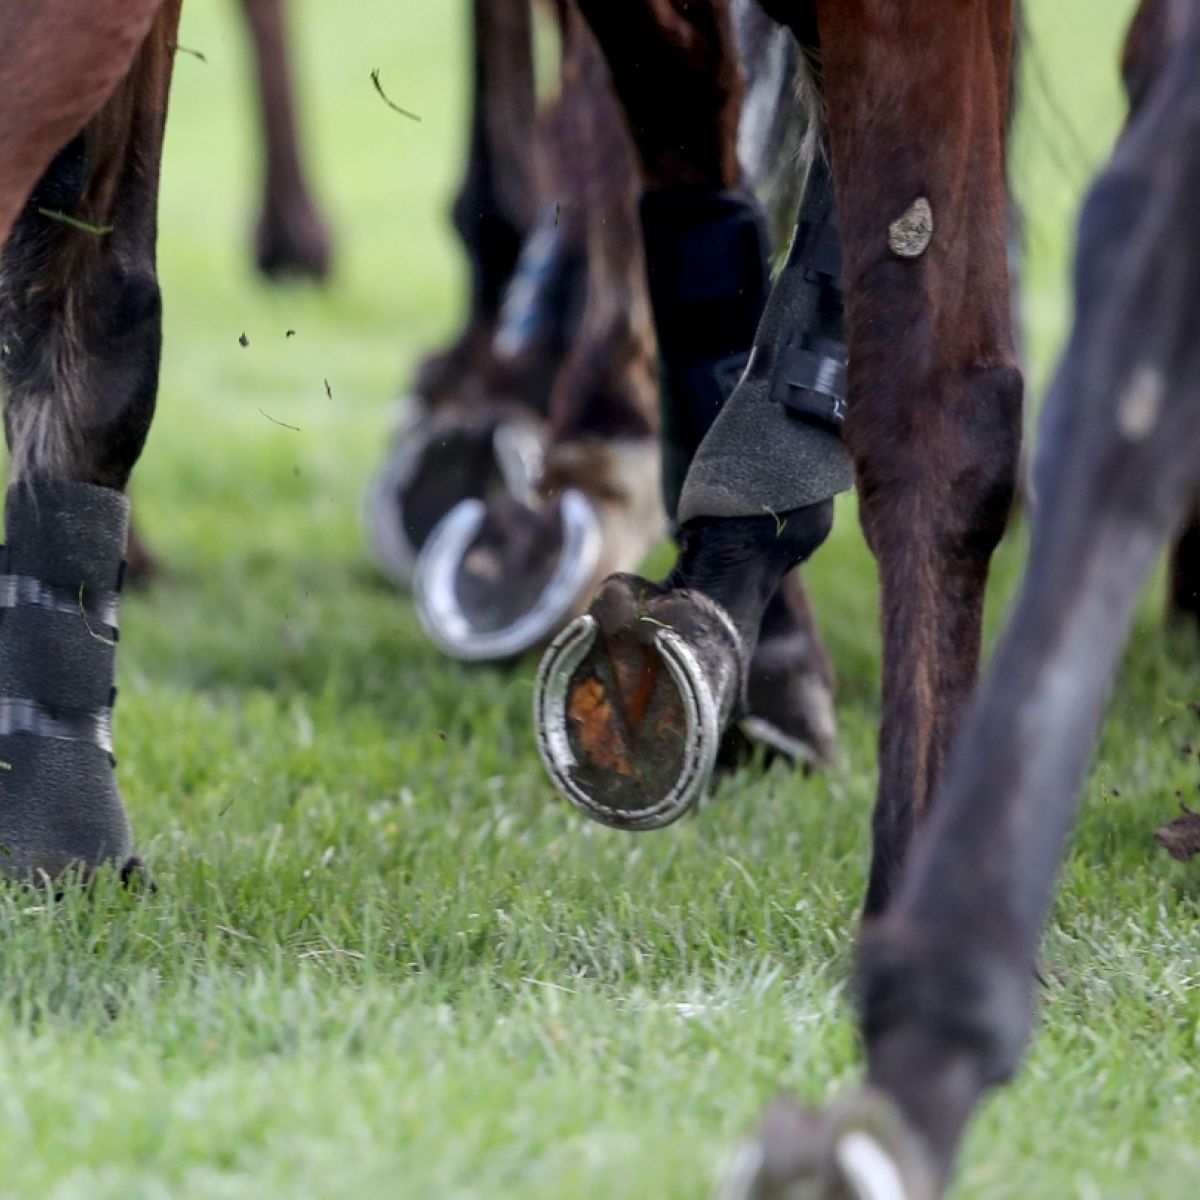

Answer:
[533,574,743,830]
[739,636,837,769]
[718,1092,937,1200]
[253,206,334,282]
[414,488,602,661]
[364,409,544,587]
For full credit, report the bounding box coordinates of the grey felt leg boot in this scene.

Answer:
[678,153,853,525]
[0,482,136,883]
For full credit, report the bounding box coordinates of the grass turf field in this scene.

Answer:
[1,1,1197,1196]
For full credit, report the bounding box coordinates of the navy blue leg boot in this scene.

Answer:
[639,186,771,524]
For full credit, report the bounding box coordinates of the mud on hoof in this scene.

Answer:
[534,573,744,829]
[365,404,544,588]
[719,1092,938,1200]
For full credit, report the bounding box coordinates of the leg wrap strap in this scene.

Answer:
[640,188,771,522]
[678,156,854,524]
[0,482,132,879]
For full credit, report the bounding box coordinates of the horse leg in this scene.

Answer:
[407,0,537,412]
[1124,0,1200,635]
[1166,492,1200,629]
[534,0,845,825]
[727,9,1200,1194]
[0,1,165,247]
[0,3,180,882]
[813,0,1023,915]
[239,0,332,281]
[415,1,665,660]
[367,0,567,586]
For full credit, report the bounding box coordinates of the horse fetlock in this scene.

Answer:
[857,917,1034,1098]
[254,195,333,281]
[0,481,136,882]
[671,502,833,652]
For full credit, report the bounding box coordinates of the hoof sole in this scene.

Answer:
[533,579,741,830]
[415,489,601,661]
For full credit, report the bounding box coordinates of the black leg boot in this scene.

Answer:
[0,482,137,883]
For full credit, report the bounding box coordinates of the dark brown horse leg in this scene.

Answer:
[366,0,546,586]
[0,3,181,882]
[729,12,1200,1195]
[416,3,665,660]
[239,0,332,281]
[1126,0,1200,636]
[124,515,161,588]
[409,0,537,410]
[814,0,1022,916]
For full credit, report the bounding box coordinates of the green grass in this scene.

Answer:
[2,1,1198,1196]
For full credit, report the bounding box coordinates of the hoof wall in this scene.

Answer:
[719,1092,937,1200]
[534,576,742,830]
[415,489,601,661]
[365,410,543,588]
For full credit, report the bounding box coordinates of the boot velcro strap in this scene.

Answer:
[771,337,848,432]
[0,696,113,756]
[0,573,119,638]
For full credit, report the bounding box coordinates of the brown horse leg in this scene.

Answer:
[124,515,162,588]
[0,4,181,881]
[239,0,332,281]
[0,1,165,247]
[728,14,1200,1194]
[366,0,550,586]
[1167,493,1200,629]
[1124,0,1200,635]
[814,0,1022,915]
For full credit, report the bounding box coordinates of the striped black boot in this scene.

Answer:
[0,482,139,883]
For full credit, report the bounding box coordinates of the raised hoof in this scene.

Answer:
[534,575,743,830]
[364,408,544,588]
[719,1092,938,1200]
[415,489,601,661]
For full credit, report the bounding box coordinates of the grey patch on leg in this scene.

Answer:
[888,198,933,259]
